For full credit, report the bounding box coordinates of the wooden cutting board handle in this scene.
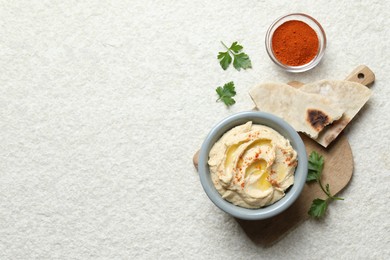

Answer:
[288,65,375,87]
[344,65,375,86]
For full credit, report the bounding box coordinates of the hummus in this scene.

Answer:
[208,121,298,208]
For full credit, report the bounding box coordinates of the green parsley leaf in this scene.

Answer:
[306,151,324,182]
[218,41,252,71]
[217,51,232,70]
[229,42,243,53]
[306,151,344,218]
[232,52,252,71]
[308,198,328,218]
[216,81,236,107]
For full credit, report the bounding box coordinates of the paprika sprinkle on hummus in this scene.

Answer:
[272,20,319,66]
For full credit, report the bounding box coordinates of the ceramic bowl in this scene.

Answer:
[198,111,308,220]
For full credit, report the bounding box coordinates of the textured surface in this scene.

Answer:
[1,0,389,259]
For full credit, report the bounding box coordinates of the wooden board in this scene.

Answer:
[192,65,374,246]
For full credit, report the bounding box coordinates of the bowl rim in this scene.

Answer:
[265,13,327,73]
[198,111,308,220]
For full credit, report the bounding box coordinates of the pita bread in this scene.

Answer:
[249,82,344,139]
[299,80,372,147]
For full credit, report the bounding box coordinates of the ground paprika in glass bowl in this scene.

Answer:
[265,13,326,73]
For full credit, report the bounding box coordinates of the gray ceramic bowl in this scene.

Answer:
[198,111,308,220]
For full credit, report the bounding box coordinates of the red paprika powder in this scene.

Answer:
[272,20,319,66]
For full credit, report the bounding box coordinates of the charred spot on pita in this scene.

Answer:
[307,109,330,131]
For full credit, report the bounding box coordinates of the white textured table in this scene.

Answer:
[1,1,389,259]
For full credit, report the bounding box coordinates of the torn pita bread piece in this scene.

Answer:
[299,80,372,147]
[249,82,344,139]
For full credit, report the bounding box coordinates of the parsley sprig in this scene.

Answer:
[218,41,252,71]
[307,151,344,218]
[216,81,236,107]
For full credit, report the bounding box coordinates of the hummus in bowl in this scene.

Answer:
[198,112,307,220]
[209,122,297,209]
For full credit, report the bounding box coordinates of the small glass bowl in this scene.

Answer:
[265,13,327,73]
